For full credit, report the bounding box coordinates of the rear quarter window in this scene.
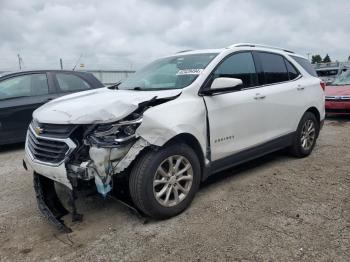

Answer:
[290,56,318,77]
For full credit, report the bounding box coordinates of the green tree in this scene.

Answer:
[311,54,322,64]
[323,54,331,63]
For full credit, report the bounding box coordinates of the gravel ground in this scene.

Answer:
[0,117,349,262]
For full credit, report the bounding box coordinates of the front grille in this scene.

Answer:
[31,120,76,138]
[27,128,70,164]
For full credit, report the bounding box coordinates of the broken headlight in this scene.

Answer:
[90,116,143,145]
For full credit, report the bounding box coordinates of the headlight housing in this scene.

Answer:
[89,116,143,146]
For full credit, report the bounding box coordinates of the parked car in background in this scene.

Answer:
[0,70,103,145]
[325,70,350,115]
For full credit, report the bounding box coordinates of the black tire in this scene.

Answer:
[289,112,319,158]
[129,143,201,219]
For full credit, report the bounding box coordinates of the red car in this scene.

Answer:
[325,70,350,115]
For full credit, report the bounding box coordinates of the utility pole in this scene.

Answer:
[307,53,311,61]
[17,54,22,70]
[60,58,63,70]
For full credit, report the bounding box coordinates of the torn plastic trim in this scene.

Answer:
[33,173,72,233]
[113,137,151,174]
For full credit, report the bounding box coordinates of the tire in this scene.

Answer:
[289,112,319,158]
[129,143,201,219]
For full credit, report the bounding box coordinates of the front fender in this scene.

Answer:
[136,95,207,155]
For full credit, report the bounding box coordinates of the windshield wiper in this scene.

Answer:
[107,81,122,90]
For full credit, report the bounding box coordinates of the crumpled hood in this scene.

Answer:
[33,88,181,124]
[325,85,350,96]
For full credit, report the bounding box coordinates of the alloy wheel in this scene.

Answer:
[300,119,316,151]
[153,155,193,207]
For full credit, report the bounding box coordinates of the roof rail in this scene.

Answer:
[176,50,193,53]
[227,43,295,54]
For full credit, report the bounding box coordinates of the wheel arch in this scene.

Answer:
[306,106,321,123]
[304,106,322,138]
[163,133,207,181]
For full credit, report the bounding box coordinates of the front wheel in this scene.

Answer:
[289,112,319,158]
[129,143,201,219]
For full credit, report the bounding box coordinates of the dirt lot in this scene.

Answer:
[0,118,349,262]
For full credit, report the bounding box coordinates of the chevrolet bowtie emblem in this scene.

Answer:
[34,126,44,135]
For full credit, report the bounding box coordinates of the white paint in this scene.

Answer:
[24,153,72,189]
[33,88,182,124]
[211,77,242,90]
[27,44,325,185]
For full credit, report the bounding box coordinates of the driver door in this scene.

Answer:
[203,52,267,161]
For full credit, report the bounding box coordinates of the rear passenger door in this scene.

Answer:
[53,72,94,95]
[253,51,302,140]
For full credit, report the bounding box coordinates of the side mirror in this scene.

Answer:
[210,77,243,92]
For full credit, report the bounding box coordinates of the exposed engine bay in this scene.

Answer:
[24,93,180,232]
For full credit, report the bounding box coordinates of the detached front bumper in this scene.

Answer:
[23,128,78,232]
[24,151,72,189]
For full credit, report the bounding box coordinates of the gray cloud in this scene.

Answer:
[0,0,349,71]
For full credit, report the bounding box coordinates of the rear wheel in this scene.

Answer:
[129,143,201,219]
[289,112,319,158]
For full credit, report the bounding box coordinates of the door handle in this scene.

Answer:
[297,85,305,91]
[254,93,266,100]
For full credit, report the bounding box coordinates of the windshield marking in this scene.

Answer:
[176,69,204,76]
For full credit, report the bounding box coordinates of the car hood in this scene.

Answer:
[33,88,182,124]
[325,85,350,96]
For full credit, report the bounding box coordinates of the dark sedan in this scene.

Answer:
[0,70,103,145]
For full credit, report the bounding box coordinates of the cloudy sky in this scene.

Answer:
[0,0,349,71]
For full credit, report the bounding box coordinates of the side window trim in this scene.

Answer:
[200,51,259,94]
[53,72,92,93]
[0,72,50,99]
[199,50,304,96]
[254,51,302,87]
[283,57,301,80]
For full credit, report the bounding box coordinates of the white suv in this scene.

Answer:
[24,43,325,231]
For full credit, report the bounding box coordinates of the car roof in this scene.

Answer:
[0,70,93,78]
[172,43,306,59]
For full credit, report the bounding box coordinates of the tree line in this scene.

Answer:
[311,54,331,64]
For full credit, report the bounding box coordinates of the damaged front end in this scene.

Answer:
[25,108,155,232]
[69,114,146,197]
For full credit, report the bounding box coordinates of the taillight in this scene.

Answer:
[320,81,326,91]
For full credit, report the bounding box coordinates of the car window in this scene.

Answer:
[56,73,91,92]
[331,70,350,85]
[285,59,300,80]
[213,52,258,88]
[290,55,318,77]
[118,53,218,90]
[258,52,289,84]
[0,73,49,100]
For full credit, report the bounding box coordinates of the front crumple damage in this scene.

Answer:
[33,88,182,124]
[28,93,179,231]
[33,173,72,233]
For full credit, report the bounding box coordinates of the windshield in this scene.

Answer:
[331,70,350,85]
[118,53,218,90]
